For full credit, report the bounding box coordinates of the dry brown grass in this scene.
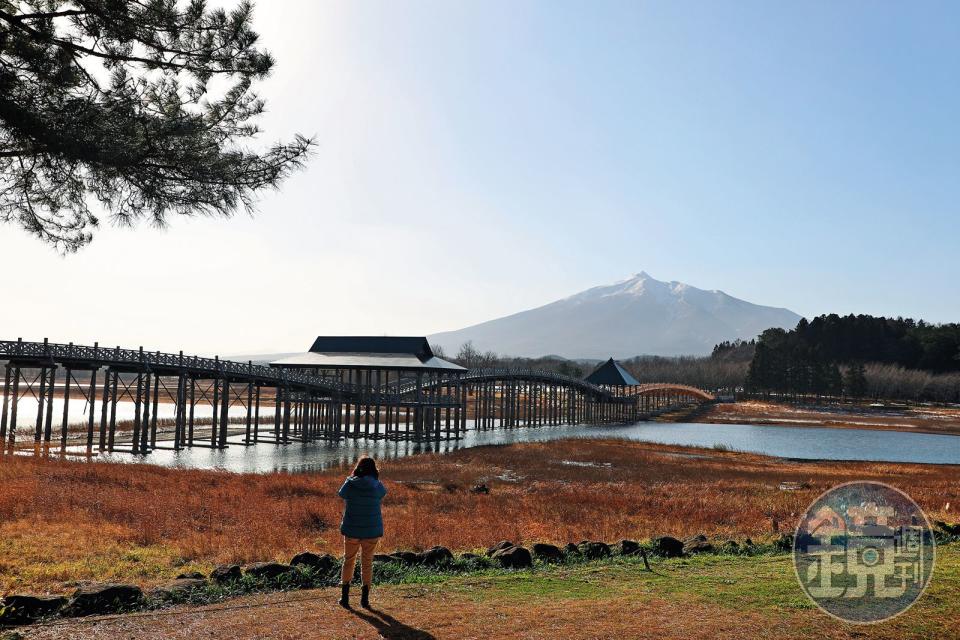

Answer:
[0,439,957,592]
[700,400,960,435]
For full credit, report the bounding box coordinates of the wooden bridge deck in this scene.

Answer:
[0,339,715,456]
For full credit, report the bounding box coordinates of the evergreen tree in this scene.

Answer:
[0,1,313,251]
[826,363,843,397]
[843,363,867,399]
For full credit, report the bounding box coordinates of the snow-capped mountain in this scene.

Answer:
[429,272,802,358]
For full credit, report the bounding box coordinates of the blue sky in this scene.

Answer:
[2,1,958,354]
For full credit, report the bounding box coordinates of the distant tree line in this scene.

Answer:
[438,341,587,378]
[746,314,960,402]
[441,313,960,403]
[441,340,750,393]
[620,344,752,394]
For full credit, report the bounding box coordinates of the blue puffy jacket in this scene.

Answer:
[338,475,387,539]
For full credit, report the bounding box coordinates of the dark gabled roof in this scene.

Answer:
[584,358,640,386]
[269,336,466,372]
[308,336,433,360]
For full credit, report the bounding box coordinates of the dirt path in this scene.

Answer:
[17,585,854,640]
[22,551,958,640]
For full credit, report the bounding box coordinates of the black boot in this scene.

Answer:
[338,583,350,608]
[360,585,370,609]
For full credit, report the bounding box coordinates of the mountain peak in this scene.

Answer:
[430,274,803,359]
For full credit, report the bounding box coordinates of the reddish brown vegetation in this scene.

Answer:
[0,439,957,591]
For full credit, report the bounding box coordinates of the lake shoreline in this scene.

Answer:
[690,399,960,437]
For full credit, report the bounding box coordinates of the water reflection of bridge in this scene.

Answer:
[0,338,715,456]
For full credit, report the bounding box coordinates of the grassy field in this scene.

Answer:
[0,438,957,593]
[21,546,960,639]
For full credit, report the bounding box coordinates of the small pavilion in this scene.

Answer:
[584,358,639,398]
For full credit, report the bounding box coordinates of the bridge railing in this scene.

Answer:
[0,339,362,397]
[0,340,713,405]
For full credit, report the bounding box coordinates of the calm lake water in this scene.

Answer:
[91,420,960,473]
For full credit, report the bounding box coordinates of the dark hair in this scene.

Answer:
[352,456,379,479]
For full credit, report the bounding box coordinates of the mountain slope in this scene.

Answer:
[429,272,802,358]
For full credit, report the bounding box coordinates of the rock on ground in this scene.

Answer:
[291,552,338,574]
[0,594,68,625]
[531,543,564,563]
[577,541,612,559]
[63,584,143,617]
[210,564,242,584]
[486,540,515,557]
[650,536,684,558]
[244,562,296,581]
[492,545,533,569]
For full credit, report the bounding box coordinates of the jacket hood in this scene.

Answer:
[347,474,379,489]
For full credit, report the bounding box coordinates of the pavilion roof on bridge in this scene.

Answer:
[270,336,466,372]
[584,358,640,386]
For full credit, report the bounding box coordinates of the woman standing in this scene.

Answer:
[337,456,387,609]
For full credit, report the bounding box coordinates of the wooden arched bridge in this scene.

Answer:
[0,338,715,455]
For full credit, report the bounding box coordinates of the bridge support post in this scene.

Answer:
[60,367,72,449]
[98,369,109,450]
[42,366,56,444]
[210,375,219,448]
[282,386,291,443]
[107,370,119,452]
[35,365,48,443]
[141,372,152,454]
[188,377,197,447]
[0,364,11,443]
[245,379,254,444]
[149,372,160,451]
[85,369,98,451]
[131,371,143,454]
[219,378,229,449]
[252,384,261,444]
[173,372,186,450]
[8,366,20,446]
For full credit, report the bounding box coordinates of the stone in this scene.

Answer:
[614,539,641,556]
[492,545,533,569]
[650,536,684,558]
[210,564,242,584]
[531,543,564,563]
[577,541,611,559]
[175,571,205,580]
[0,595,68,625]
[290,552,337,574]
[486,540,515,557]
[682,539,714,555]
[151,578,207,600]
[244,562,295,581]
[393,551,420,565]
[417,546,454,567]
[372,551,418,565]
[63,584,143,617]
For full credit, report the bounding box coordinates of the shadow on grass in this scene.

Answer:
[349,606,436,639]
